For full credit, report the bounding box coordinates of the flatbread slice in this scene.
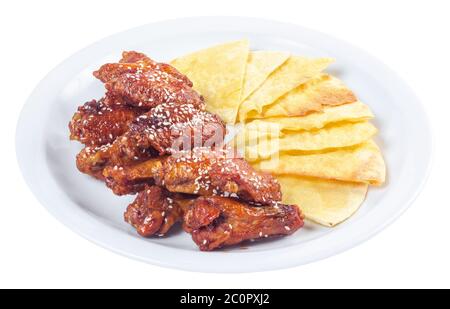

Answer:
[246,74,357,119]
[238,121,377,159]
[277,175,368,227]
[252,140,386,185]
[244,101,373,133]
[240,51,290,102]
[171,40,249,123]
[238,57,333,122]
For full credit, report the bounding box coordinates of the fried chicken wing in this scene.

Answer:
[120,102,225,156]
[76,143,158,180]
[69,97,142,146]
[104,71,204,109]
[103,148,282,204]
[94,51,192,86]
[183,196,304,251]
[93,51,204,110]
[76,102,225,179]
[124,185,189,237]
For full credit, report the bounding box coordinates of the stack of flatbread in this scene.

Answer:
[171,40,386,227]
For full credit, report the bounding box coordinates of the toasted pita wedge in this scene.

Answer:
[171,40,249,123]
[240,51,290,102]
[238,121,377,160]
[277,175,368,227]
[246,74,357,119]
[244,101,373,133]
[252,140,386,185]
[238,57,333,121]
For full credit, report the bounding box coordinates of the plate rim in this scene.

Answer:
[15,16,433,273]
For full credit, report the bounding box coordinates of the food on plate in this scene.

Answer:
[69,40,388,249]
[240,51,290,102]
[276,175,368,227]
[252,141,386,185]
[237,57,333,122]
[171,40,249,123]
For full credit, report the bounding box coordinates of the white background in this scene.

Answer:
[1,0,449,288]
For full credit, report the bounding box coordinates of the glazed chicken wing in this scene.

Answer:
[103,147,282,204]
[116,102,225,156]
[93,51,204,110]
[124,185,189,237]
[183,196,304,251]
[76,102,225,179]
[94,51,192,86]
[69,96,142,146]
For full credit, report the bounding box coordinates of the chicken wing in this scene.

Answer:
[76,102,225,179]
[69,96,142,146]
[94,51,192,86]
[103,147,282,204]
[124,185,189,237]
[183,196,304,251]
[94,51,204,110]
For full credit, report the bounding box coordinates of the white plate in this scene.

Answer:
[16,17,432,272]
